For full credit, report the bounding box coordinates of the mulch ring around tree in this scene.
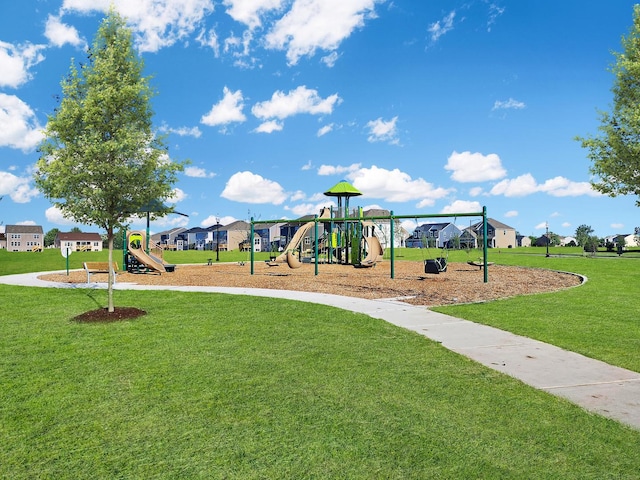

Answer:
[73,307,146,323]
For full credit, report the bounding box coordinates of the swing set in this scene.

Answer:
[248,207,490,283]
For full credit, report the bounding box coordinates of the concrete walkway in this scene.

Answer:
[2,271,639,430]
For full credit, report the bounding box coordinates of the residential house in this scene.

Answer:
[176,227,210,250]
[55,232,103,252]
[468,218,517,248]
[362,208,408,248]
[0,232,6,250]
[217,220,251,251]
[517,234,532,247]
[614,233,640,249]
[253,222,286,253]
[4,225,44,252]
[151,227,187,249]
[560,236,578,247]
[406,222,462,249]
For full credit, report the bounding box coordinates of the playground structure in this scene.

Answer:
[250,206,490,282]
[125,230,175,274]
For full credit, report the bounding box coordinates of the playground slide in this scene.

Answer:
[275,222,313,262]
[129,245,166,273]
[275,207,332,263]
[360,236,384,266]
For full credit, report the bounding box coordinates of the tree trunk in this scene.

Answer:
[107,227,115,313]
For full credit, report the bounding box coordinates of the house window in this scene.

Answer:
[11,234,20,239]
[33,234,40,239]
[254,237,260,245]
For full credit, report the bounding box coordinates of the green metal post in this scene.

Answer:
[483,206,488,283]
[390,210,395,279]
[250,218,255,275]
[314,215,319,275]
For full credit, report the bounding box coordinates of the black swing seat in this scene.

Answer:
[424,257,447,274]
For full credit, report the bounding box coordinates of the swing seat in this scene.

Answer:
[424,258,447,274]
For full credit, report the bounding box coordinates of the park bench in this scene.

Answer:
[83,262,118,284]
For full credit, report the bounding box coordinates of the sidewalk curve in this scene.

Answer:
[2,271,639,430]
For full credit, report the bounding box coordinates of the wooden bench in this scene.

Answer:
[83,262,118,284]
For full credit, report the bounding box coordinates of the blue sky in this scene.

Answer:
[1,0,638,238]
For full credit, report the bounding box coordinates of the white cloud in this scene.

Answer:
[159,124,202,138]
[490,174,602,198]
[611,223,624,230]
[0,41,46,88]
[221,171,287,204]
[535,222,548,230]
[469,186,483,197]
[366,116,399,144]
[223,0,284,29]
[490,173,538,197]
[195,28,220,56]
[0,171,39,203]
[151,214,189,229]
[252,86,341,121]
[317,123,334,137]
[254,120,283,133]
[538,176,601,197]
[201,87,247,127]
[45,206,77,225]
[0,94,43,151]
[504,210,518,218]
[168,187,187,202]
[61,0,215,53]
[203,215,237,227]
[317,163,361,176]
[321,51,340,67]
[45,15,86,48]
[440,200,483,215]
[185,166,216,178]
[428,10,455,44]
[347,165,452,204]
[492,98,526,111]
[289,190,306,201]
[285,199,335,217]
[265,0,380,65]
[445,151,507,183]
[301,160,312,171]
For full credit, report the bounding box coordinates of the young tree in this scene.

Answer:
[574,224,594,247]
[577,5,640,205]
[35,9,184,313]
[44,228,60,248]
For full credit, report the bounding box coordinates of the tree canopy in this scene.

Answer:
[577,4,640,206]
[35,9,184,311]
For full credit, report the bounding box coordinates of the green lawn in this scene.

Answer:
[1,248,639,478]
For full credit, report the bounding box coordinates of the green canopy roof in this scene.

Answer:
[323,180,362,197]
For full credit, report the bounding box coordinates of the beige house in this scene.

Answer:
[469,218,517,249]
[4,225,44,252]
[55,232,104,252]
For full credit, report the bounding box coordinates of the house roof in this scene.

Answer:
[56,232,102,241]
[222,220,250,231]
[470,218,514,232]
[5,225,44,234]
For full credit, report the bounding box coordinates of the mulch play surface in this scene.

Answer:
[42,260,583,310]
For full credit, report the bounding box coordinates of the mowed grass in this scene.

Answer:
[432,249,640,373]
[1,285,639,478]
[1,248,640,477]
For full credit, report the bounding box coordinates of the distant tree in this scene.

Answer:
[35,9,184,313]
[70,226,82,233]
[584,235,600,254]
[44,228,60,247]
[575,224,594,247]
[577,5,640,206]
